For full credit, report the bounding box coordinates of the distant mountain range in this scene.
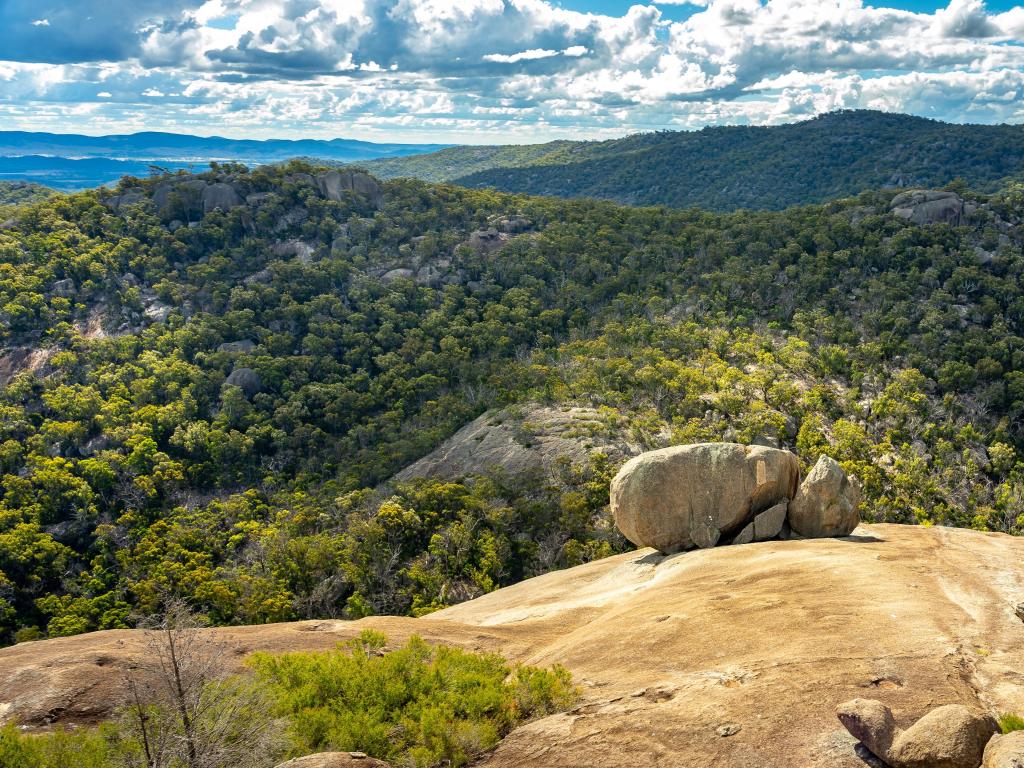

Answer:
[0,131,449,190]
[366,110,1024,210]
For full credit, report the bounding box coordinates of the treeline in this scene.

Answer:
[369,110,1024,210]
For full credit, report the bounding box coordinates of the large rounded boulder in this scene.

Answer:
[610,443,800,553]
[787,454,861,538]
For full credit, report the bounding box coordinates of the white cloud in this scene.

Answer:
[0,0,1020,142]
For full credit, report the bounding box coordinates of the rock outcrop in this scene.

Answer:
[224,367,263,397]
[201,182,244,215]
[983,732,1024,768]
[316,170,384,210]
[788,454,861,538]
[394,404,636,483]
[837,698,898,762]
[4,525,1024,768]
[837,699,998,768]
[890,190,975,227]
[275,753,390,768]
[610,443,800,552]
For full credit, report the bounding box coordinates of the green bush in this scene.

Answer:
[999,712,1024,733]
[0,724,128,768]
[249,631,578,768]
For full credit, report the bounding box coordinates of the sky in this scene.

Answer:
[0,0,1022,144]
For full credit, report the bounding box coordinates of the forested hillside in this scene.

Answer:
[0,181,53,207]
[1,162,1023,645]
[368,111,1024,210]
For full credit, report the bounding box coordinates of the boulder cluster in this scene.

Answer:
[837,698,1015,768]
[104,169,384,222]
[610,443,860,553]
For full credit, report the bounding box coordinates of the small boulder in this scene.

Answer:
[732,501,788,545]
[889,190,975,227]
[224,367,262,397]
[274,753,391,768]
[103,189,145,213]
[51,278,75,298]
[889,704,998,768]
[217,340,257,354]
[787,455,860,538]
[202,182,243,215]
[983,731,1024,768]
[610,443,800,553]
[381,268,414,282]
[837,698,898,762]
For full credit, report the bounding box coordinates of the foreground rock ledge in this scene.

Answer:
[3,525,1024,768]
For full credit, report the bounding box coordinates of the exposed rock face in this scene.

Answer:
[984,732,1024,768]
[50,278,75,298]
[610,443,800,553]
[890,190,975,227]
[201,182,244,215]
[394,404,636,483]
[103,189,145,212]
[4,526,1024,768]
[275,753,390,768]
[889,705,998,768]
[224,367,263,397]
[463,228,510,254]
[837,699,998,768]
[316,170,384,210]
[788,455,861,538]
[272,239,316,263]
[837,698,898,762]
[380,268,415,282]
[0,347,53,387]
[733,500,788,545]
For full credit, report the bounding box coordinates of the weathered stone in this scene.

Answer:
[201,182,243,215]
[837,698,898,762]
[316,170,384,209]
[787,455,861,538]
[381,268,414,282]
[51,278,75,298]
[272,239,316,263]
[889,704,998,768]
[610,443,800,553]
[224,367,262,397]
[104,189,145,212]
[890,190,975,227]
[395,404,635,483]
[983,731,1024,768]
[753,501,788,540]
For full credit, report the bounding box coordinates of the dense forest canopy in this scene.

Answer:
[367,111,1024,211]
[0,160,1022,646]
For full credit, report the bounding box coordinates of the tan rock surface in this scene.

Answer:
[984,731,1024,768]
[394,404,636,482]
[610,442,800,552]
[3,524,1024,768]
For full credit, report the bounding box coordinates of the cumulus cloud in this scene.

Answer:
[0,0,1020,141]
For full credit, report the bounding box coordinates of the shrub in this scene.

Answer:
[249,631,578,768]
[999,712,1024,733]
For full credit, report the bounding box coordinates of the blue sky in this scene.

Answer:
[0,0,1022,143]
